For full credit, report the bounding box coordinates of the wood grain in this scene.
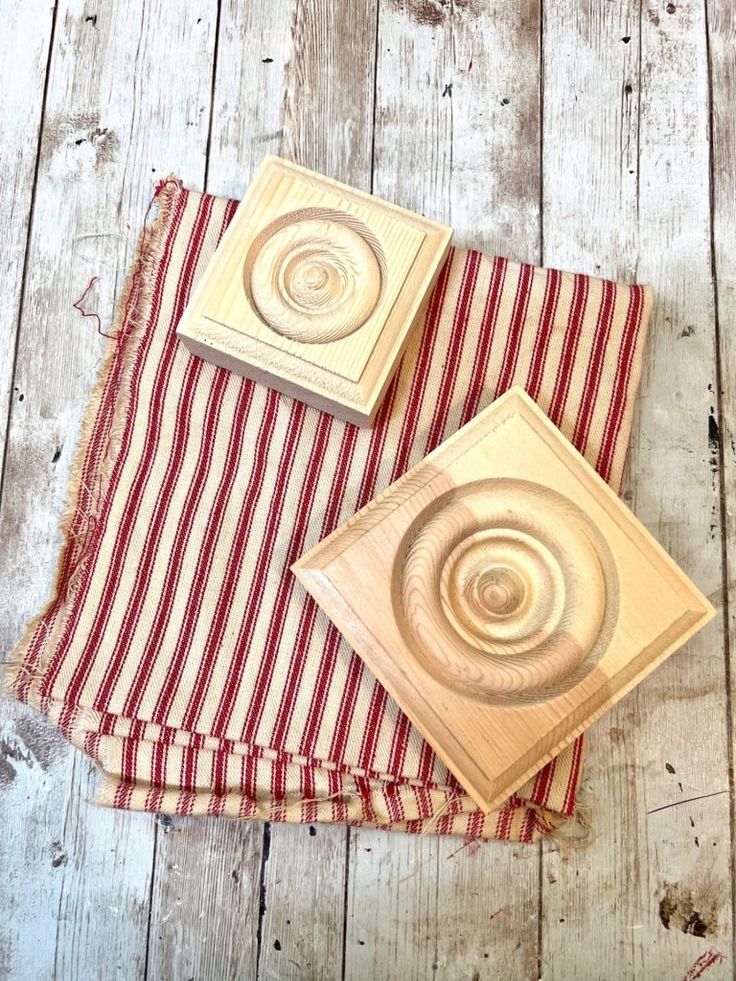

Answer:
[540,2,733,977]
[147,816,264,980]
[258,822,348,981]
[345,829,540,981]
[708,0,736,965]
[0,0,54,477]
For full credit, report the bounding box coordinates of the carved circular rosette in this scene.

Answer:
[243,207,386,344]
[394,479,619,704]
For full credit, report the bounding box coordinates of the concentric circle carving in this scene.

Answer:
[394,479,618,704]
[243,207,385,344]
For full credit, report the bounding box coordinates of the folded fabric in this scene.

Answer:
[5,178,652,841]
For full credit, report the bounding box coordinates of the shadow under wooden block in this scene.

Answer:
[176,156,452,425]
[292,388,715,812]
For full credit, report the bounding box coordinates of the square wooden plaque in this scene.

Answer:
[176,156,452,425]
[293,388,715,811]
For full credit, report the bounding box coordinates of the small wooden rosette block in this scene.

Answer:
[293,388,714,811]
[177,156,452,425]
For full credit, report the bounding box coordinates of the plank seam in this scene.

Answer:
[368,0,380,195]
[203,0,223,193]
[0,0,59,511]
[703,0,736,966]
[255,821,272,980]
[142,822,159,981]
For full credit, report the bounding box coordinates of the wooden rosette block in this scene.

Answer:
[293,388,715,812]
[176,156,452,425]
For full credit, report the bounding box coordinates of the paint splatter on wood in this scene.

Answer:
[680,949,726,981]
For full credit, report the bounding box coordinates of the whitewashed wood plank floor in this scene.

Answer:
[0,2,732,979]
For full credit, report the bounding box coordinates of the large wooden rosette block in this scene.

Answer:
[293,388,714,811]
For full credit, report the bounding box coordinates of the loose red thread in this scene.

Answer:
[64,177,181,595]
[71,177,179,343]
[72,275,115,338]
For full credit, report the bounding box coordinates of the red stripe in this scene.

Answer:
[269,422,359,747]
[518,806,537,843]
[92,353,206,707]
[525,266,562,401]
[466,808,484,839]
[84,196,218,709]
[547,273,589,425]
[145,376,255,722]
[208,401,307,736]
[127,371,251,720]
[416,739,436,785]
[351,249,454,775]
[301,375,403,761]
[424,250,480,451]
[302,764,317,824]
[236,410,334,744]
[595,285,644,485]
[495,262,535,395]
[571,278,617,453]
[43,193,210,705]
[530,758,554,808]
[460,256,508,425]
[17,183,183,699]
[389,250,453,479]
[562,735,584,816]
[494,798,516,840]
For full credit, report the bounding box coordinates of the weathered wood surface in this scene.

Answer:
[0,1,217,978]
[0,2,732,980]
[540,5,733,981]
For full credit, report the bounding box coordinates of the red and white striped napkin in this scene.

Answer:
[5,178,652,841]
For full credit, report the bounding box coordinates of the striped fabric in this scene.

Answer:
[5,179,652,841]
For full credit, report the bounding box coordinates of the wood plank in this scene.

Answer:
[146,2,377,978]
[205,0,295,199]
[540,2,732,977]
[147,816,264,980]
[279,0,378,187]
[346,830,540,980]
[0,705,154,980]
[143,2,294,974]
[345,2,544,979]
[257,823,349,981]
[707,0,736,965]
[0,2,218,977]
[254,2,380,977]
[0,0,53,474]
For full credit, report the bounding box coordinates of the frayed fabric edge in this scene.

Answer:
[2,177,185,706]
